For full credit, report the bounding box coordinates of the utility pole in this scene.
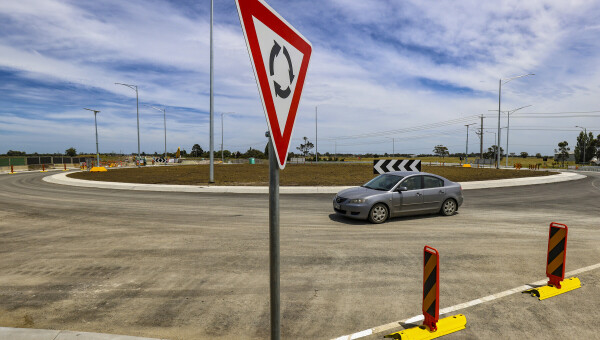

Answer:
[84,108,101,167]
[479,115,483,160]
[315,106,318,163]
[497,79,501,168]
[145,105,168,160]
[497,74,534,168]
[209,0,215,183]
[465,123,476,163]
[115,83,140,166]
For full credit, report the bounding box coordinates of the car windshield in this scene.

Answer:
[363,174,404,191]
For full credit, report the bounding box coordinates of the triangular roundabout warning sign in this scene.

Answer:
[235,0,312,169]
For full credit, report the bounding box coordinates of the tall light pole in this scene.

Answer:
[209,0,215,183]
[84,108,101,167]
[576,126,587,164]
[221,112,234,163]
[489,104,532,167]
[115,82,140,165]
[465,123,476,163]
[315,106,318,163]
[505,105,531,167]
[145,105,168,160]
[385,137,395,157]
[497,73,534,168]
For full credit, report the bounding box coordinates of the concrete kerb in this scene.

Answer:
[0,327,164,340]
[42,171,586,194]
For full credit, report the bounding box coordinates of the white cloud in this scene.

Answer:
[0,0,599,155]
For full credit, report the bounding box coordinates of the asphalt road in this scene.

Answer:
[0,171,599,340]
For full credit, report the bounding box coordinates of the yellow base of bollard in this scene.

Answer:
[90,167,108,172]
[385,314,466,340]
[525,277,581,300]
[462,164,471,168]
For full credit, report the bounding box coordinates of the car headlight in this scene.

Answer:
[349,199,366,204]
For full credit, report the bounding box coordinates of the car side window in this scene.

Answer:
[424,176,444,189]
[401,176,422,190]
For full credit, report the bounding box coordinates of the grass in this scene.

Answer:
[68,163,553,186]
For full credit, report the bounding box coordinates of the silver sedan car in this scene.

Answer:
[333,171,463,223]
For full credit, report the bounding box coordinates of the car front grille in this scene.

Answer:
[336,196,347,203]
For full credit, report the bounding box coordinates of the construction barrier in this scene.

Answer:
[40,164,47,172]
[9,165,16,174]
[386,246,466,339]
[525,222,581,300]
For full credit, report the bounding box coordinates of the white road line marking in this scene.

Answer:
[331,262,600,340]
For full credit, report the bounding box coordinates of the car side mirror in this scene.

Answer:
[397,186,408,192]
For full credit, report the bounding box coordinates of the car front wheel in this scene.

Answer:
[440,199,457,216]
[368,203,389,224]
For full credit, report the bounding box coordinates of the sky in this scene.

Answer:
[1,0,599,156]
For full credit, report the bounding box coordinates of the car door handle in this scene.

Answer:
[439,190,445,194]
[416,193,422,196]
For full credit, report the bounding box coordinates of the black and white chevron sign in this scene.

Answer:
[153,157,166,163]
[373,159,421,174]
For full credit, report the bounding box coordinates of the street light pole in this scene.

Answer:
[115,82,140,165]
[84,108,101,166]
[465,123,476,163]
[505,105,531,167]
[315,106,318,163]
[146,105,168,160]
[576,126,587,164]
[209,0,215,183]
[497,73,534,168]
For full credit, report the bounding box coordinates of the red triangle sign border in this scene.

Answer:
[235,0,312,169]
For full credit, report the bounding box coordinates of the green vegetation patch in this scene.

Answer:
[68,163,553,186]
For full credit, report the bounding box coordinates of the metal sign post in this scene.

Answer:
[236,1,312,337]
[267,131,280,339]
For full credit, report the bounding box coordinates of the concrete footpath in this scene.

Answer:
[0,327,163,340]
[42,171,586,194]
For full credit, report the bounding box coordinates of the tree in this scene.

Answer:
[520,152,528,158]
[6,150,26,156]
[244,147,264,159]
[535,153,542,158]
[191,144,204,157]
[554,141,570,166]
[574,131,595,164]
[296,137,314,157]
[483,145,504,160]
[432,145,449,158]
[596,134,600,159]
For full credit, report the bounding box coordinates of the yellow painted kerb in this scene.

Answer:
[90,167,108,172]
[525,277,581,300]
[385,314,466,340]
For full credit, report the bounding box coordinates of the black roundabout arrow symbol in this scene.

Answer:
[282,46,295,83]
[274,81,291,98]
[269,40,294,99]
[269,40,281,76]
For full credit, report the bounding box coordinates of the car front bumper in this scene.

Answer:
[333,198,371,220]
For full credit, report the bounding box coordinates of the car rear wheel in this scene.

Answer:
[368,203,388,224]
[440,198,457,216]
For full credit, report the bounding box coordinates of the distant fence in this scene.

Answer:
[0,157,80,166]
